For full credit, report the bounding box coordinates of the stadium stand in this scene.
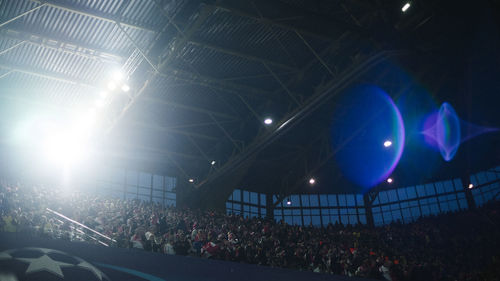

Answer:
[2,173,500,280]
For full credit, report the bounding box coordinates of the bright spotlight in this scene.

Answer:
[112,70,124,81]
[309,178,316,185]
[121,84,130,92]
[468,183,474,189]
[264,118,273,125]
[211,160,216,165]
[95,99,106,107]
[387,177,393,183]
[188,178,194,183]
[384,140,393,147]
[286,200,291,205]
[43,132,87,167]
[402,2,410,12]
[99,91,108,98]
[107,81,117,90]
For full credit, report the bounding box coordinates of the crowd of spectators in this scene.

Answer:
[1,182,500,281]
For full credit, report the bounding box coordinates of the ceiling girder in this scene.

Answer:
[142,97,238,120]
[188,39,299,72]
[195,50,408,192]
[29,0,158,33]
[133,121,220,141]
[0,63,96,88]
[206,0,367,42]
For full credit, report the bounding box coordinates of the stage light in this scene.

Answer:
[112,70,124,81]
[43,132,87,167]
[211,160,216,165]
[107,81,117,90]
[309,178,316,185]
[188,178,194,183]
[122,84,130,92]
[95,99,106,107]
[402,2,410,12]
[387,178,393,183]
[468,183,474,189]
[384,140,393,147]
[264,118,273,125]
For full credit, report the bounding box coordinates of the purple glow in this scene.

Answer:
[331,85,405,189]
[380,93,406,185]
[422,103,461,161]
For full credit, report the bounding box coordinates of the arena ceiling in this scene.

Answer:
[0,0,499,207]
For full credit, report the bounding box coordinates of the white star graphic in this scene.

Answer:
[0,251,12,260]
[76,260,104,281]
[16,254,73,278]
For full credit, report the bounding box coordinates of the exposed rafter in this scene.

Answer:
[142,97,239,120]
[195,50,407,193]
[0,28,125,63]
[133,121,220,141]
[157,67,272,98]
[206,0,367,42]
[188,39,299,72]
[0,63,97,89]
[29,0,159,33]
[112,143,206,161]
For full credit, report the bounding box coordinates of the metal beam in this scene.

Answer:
[0,41,26,56]
[272,31,352,97]
[157,67,272,98]
[195,50,408,190]
[29,0,158,33]
[209,114,242,151]
[0,28,125,63]
[133,121,220,141]
[208,0,366,42]
[0,28,269,99]
[188,39,299,72]
[0,3,46,28]
[158,4,216,71]
[113,143,205,160]
[115,22,159,73]
[263,62,300,105]
[142,97,238,120]
[0,63,97,89]
[295,31,336,78]
[187,136,214,165]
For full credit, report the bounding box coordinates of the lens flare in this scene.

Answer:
[421,103,460,161]
[331,85,405,190]
[421,102,498,162]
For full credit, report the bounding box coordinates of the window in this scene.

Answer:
[356,194,364,206]
[301,195,310,207]
[346,194,356,206]
[260,194,266,206]
[320,195,328,207]
[328,195,337,206]
[310,195,319,206]
[338,194,347,206]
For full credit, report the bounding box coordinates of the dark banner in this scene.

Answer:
[0,233,374,281]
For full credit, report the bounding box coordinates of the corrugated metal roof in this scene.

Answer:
[0,41,113,84]
[0,0,370,178]
[1,71,95,107]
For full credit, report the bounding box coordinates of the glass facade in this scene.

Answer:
[273,193,366,227]
[371,179,467,226]
[226,189,266,218]
[470,169,500,207]
[226,166,500,227]
[94,168,177,206]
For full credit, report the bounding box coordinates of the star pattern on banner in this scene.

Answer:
[75,258,105,281]
[17,254,73,278]
[0,247,108,280]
